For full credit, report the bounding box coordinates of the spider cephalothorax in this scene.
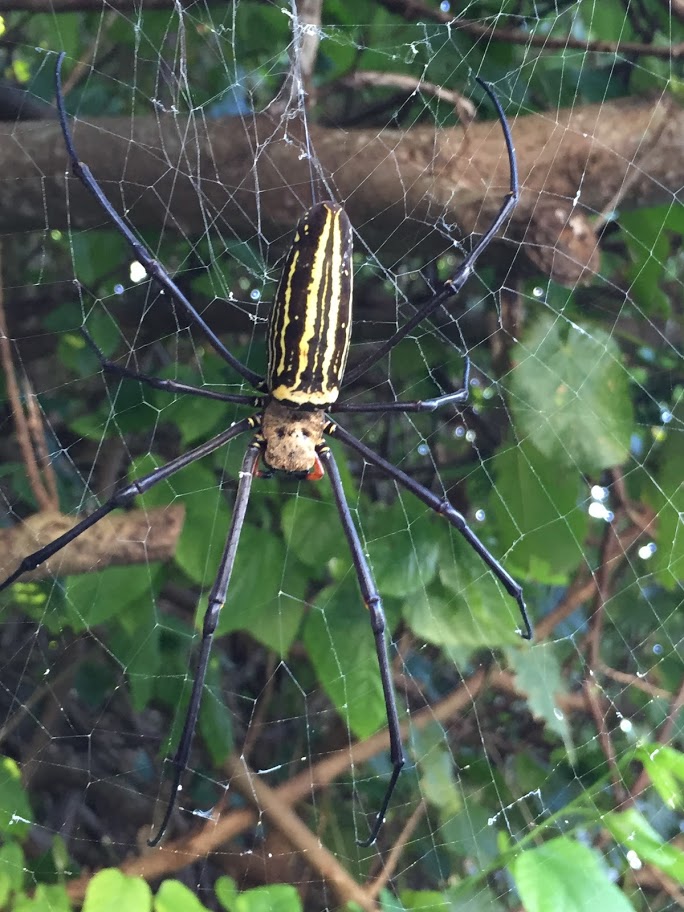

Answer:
[259,401,327,475]
[0,53,531,850]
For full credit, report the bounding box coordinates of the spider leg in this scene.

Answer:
[81,328,264,406]
[317,445,404,847]
[55,53,264,391]
[148,439,261,846]
[343,77,518,388]
[333,358,471,414]
[0,417,256,592]
[326,420,533,641]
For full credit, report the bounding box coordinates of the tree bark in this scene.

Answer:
[2,92,679,286]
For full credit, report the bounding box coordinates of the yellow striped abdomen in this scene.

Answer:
[267,202,353,407]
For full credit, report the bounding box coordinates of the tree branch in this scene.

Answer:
[0,506,185,582]
[5,92,682,288]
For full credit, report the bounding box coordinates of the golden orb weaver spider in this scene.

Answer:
[0,53,532,848]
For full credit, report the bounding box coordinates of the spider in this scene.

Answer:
[1,53,532,848]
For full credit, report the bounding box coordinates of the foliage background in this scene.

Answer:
[0,1,683,910]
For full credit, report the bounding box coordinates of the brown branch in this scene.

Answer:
[333,71,476,123]
[62,666,489,899]
[22,378,59,510]
[598,665,670,701]
[0,507,185,582]
[226,755,376,912]
[0,246,57,512]
[377,0,684,60]
[5,91,683,288]
[367,801,427,899]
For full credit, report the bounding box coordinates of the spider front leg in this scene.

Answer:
[81,328,264,407]
[342,77,518,390]
[148,439,261,846]
[332,358,471,414]
[0,418,255,592]
[318,444,405,847]
[328,421,533,641]
[55,53,264,390]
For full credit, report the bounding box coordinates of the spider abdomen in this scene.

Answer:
[267,201,353,407]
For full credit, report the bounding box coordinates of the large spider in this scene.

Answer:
[1,53,531,847]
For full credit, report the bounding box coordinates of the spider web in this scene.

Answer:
[0,2,683,910]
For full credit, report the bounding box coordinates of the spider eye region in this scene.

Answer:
[261,401,326,476]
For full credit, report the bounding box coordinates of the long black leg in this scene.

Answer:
[343,77,518,388]
[81,328,264,407]
[333,359,470,414]
[55,53,264,390]
[318,445,404,847]
[327,421,533,641]
[147,440,261,846]
[0,417,256,592]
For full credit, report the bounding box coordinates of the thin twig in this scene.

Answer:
[367,801,427,899]
[598,664,670,701]
[22,376,59,509]
[377,0,684,60]
[226,754,376,912]
[58,11,120,99]
[0,245,57,512]
[333,70,476,123]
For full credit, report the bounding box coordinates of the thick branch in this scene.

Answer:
[3,93,681,286]
[0,506,185,581]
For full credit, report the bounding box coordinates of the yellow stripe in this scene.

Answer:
[290,208,334,392]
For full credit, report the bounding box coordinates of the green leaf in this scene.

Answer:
[511,837,636,912]
[83,869,152,912]
[586,0,633,41]
[303,579,395,740]
[110,584,162,712]
[416,535,526,648]
[490,438,588,581]
[635,743,684,810]
[0,842,24,896]
[281,495,348,570]
[69,230,129,288]
[198,654,234,765]
[400,891,450,911]
[365,502,441,598]
[379,889,408,911]
[215,878,302,912]
[13,883,72,912]
[154,879,212,912]
[401,881,505,911]
[150,363,238,447]
[0,757,32,838]
[621,207,676,319]
[604,808,684,883]
[645,415,684,588]
[213,524,305,655]
[64,564,158,631]
[215,877,240,911]
[508,642,574,758]
[130,454,230,586]
[413,723,462,819]
[509,315,633,472]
